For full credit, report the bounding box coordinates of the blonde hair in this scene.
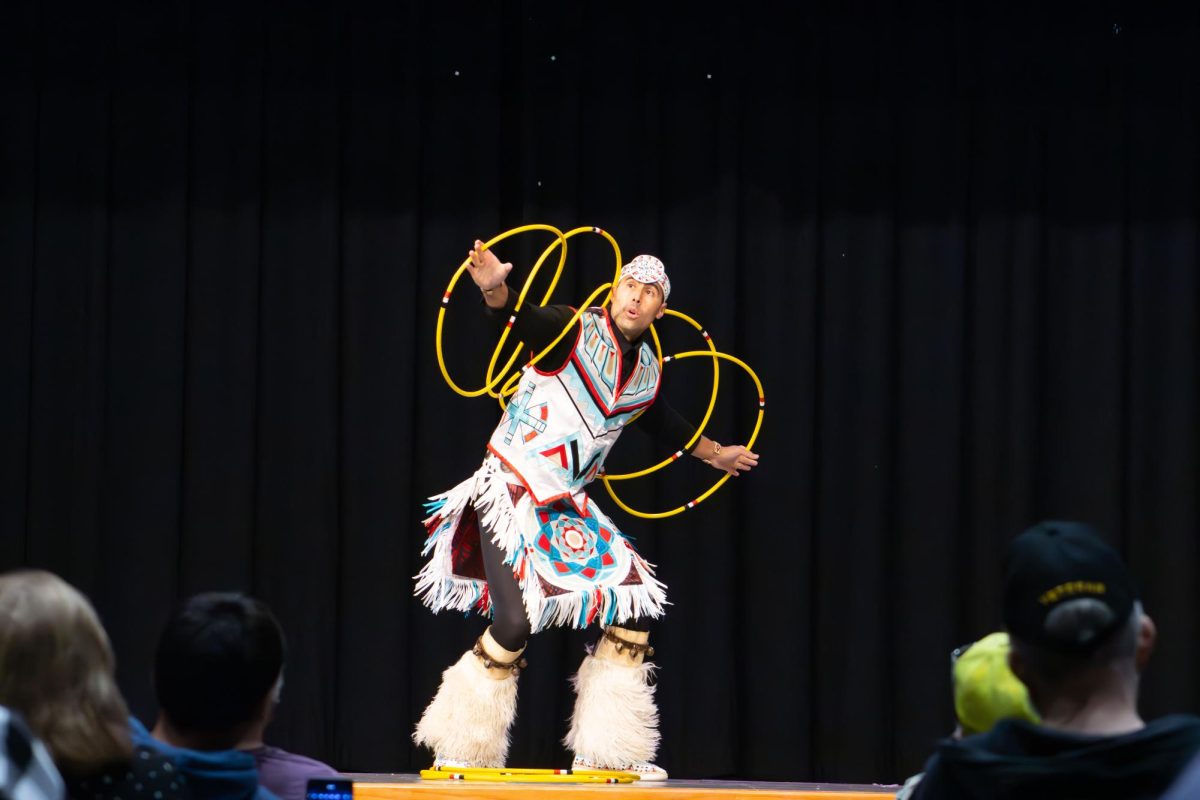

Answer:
[0,570,132,777]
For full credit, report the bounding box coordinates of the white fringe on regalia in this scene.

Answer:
[415,456,667,633]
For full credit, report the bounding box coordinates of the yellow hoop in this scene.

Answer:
[600,309,720,480]
[601,351,765,519]
[436,225,624,398]
[434,224,764,520]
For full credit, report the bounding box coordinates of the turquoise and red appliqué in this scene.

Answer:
[534,501,621,584]
[416,456,665,632]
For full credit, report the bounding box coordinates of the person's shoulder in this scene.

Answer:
[914,724,1019,786]
[908,727,1020,800]
[907,752,947,800]
[131,742,184,774]
[126,719,187,765]
[130,741,168,764]
[253,745,336,773]
[71,745,190,800]
[964,717,1054,751]
[934,720,1026,755]
[1137,714,1200,748]
[1163,752,1200,800]
[1146,714,1200,733]
[127,716,155,745]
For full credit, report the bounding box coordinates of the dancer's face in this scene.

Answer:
[609,277,666,341]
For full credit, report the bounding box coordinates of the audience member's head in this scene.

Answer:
[153,592,286,750]
[951,632,1039,737]
[1003,521,1155,723]
[0,570,132,778]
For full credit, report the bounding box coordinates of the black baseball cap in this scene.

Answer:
[1003,521,1138,653]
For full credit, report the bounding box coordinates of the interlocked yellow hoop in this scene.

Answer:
[435,225,764,519]
[601,351,764,519]
[599,308,720,479]
[436,225,628,398]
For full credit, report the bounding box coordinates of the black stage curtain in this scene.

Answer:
[3,0,1199,784]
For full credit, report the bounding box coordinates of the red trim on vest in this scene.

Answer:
[566,309,661,419]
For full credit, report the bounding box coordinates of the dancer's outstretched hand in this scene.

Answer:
[467,239,513,291]
[709,445,760,477]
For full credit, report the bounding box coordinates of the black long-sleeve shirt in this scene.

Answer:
[486,292,698,453]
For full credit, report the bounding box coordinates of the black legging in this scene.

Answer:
[478,515,650,652]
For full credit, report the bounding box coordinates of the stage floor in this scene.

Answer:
[350,774,898,800]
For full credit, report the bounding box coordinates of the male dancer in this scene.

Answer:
[414,241,758,779]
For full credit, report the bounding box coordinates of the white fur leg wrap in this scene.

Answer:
[413,648,519,766]
[564,654,660,765]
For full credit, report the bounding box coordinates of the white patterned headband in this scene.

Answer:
[619,255,671,301]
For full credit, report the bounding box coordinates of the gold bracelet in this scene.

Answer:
[702,442,722,465]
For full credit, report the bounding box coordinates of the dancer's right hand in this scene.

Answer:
[467,239,513,292]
